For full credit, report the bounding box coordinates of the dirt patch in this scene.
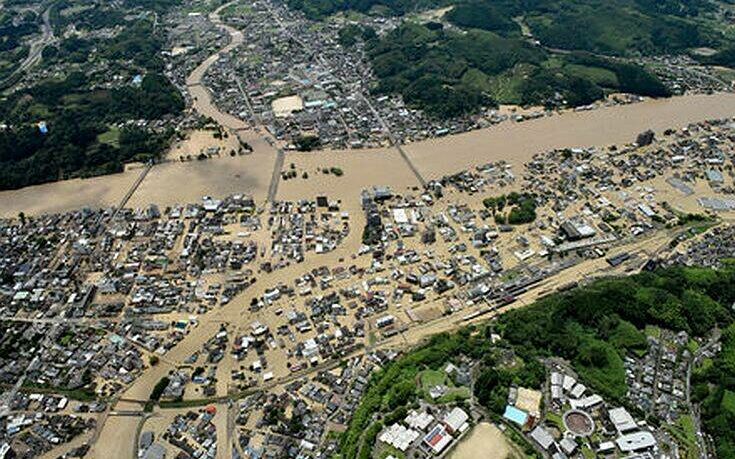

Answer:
[450,422,516,459]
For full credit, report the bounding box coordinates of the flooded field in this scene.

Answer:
[0,166,139,217]
[277,147,422,203]
[87,402,142,459]
[127,153,274,210]
[164,129,242,161]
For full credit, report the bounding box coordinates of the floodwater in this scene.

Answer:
[3,0,734,218]
[0,166,139,217]
[277,147,422,203]
[404,92,735,180]
[2,0,734,218]
[1,93,734,217]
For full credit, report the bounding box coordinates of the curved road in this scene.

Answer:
[1,7,55,88]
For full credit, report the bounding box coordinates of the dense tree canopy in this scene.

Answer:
[289,0,724,59]
[365,22,671,118]
[340,266,735,459]
[0,72,183,190]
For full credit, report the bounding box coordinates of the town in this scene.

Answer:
[1,0,735,457]
[0,113,734,457]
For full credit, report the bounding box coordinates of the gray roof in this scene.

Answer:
[143,443,166,459]
[530,426,555,450]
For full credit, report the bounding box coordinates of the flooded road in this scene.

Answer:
[185,4,247,132]
[183,1,280,202]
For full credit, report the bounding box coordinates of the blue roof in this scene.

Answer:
[503,405,529,426]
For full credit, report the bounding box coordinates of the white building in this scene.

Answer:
[616,431,657,453]
[609,407,637,433]
[442,407,469,434]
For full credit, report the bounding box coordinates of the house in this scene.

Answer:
[570,394,603,410]
[423,424,452,454]
[379,423,419,452]
[405,410,434,431]
[570,383,586,399]
[0,443,14,459]
[142,443,166,459]
[140,431,154,450]
[442,407,469,434]
[560,437,577,455]
[560,221,596,240]
[530,426,555,451]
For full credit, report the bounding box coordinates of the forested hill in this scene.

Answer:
[499,267,735,458]
[364,22,671,118]
[338,266,735,459]
[0,71,184,191]
[321,0,735,118]
[290,0,725,58]
[0,1,185,191]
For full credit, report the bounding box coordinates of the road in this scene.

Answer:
[106,161,154,224]
[61,195,711,457]
[231,70,285,202]
[111,221,689,408]
[42,4,731,454]
[2,6,55,87]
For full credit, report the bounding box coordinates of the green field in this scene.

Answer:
[97,126,121,147]
[418,369,471,403]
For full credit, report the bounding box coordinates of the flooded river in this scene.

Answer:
[1,4,734,218]
[1,92,734,217]
[405,92,735,180]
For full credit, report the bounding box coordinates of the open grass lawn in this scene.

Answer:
[419,369,448,389]
[545,412,565,431]
[687,338,700,354]
[97,126,121,147]
[418,369,470,403]
[721,389,735,415]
